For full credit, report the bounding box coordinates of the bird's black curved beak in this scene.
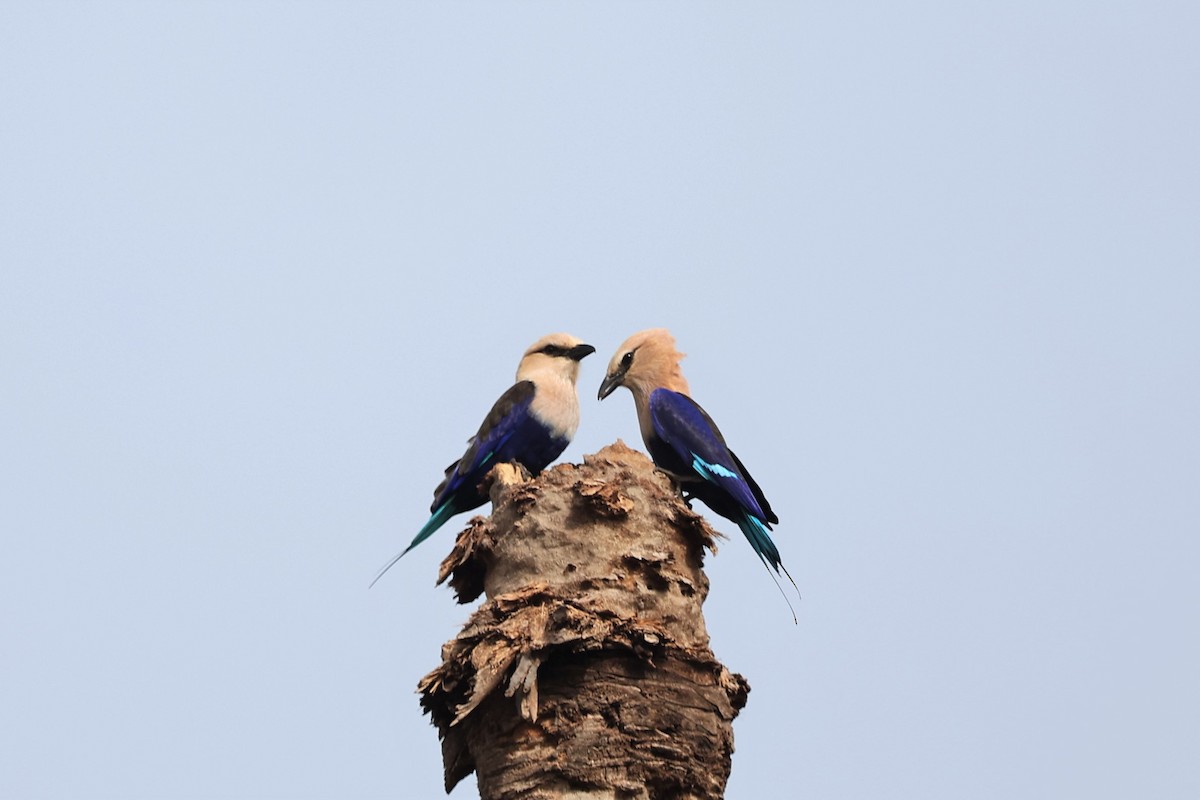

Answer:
[567,343,596,361]
[597,371,622,401]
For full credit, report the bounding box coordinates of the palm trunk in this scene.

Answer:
[418,442,750,800]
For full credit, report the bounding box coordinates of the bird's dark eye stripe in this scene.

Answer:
[620,350,635,367]
[540,345,565,357]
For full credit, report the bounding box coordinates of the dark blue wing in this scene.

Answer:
[432,381,537,511]
[432,380,567,512]
[647,389,775,524]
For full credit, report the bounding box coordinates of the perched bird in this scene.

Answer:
[597,328,798,603]
[371,333,595,587]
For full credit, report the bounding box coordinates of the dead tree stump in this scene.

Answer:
[418,441,750,800]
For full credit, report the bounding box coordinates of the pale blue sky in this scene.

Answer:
[2,3,1198,798]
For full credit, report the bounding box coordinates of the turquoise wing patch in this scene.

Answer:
[692,454,740,481]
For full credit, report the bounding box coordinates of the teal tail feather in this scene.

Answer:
[369,501,458,588]
[739,513,801,622]
[739,513,783,571]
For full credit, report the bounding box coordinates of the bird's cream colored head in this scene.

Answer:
[516,333,596,385]
[597,328,691,405]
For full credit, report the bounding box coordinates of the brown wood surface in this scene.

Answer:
[417,442,749,799]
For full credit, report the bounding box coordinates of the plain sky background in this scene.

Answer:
[2,3,1198,798]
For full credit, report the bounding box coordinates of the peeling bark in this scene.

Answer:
[418,441,750,799]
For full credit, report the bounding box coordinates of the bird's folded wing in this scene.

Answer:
[648,389,772,523]
[433,380,537,506]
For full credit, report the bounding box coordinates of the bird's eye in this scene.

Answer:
[541,345,562,357]
[620,351,634,368]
